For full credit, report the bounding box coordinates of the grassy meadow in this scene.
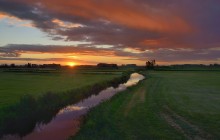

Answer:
[0,68,132,137]
[73,71,220,139]
[0,70,121,108]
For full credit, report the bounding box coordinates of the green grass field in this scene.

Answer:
[0,71,120,108]
[73,71,220,139]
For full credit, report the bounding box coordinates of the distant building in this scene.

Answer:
[125,64,137,67]
[42,63,61,69]
[76,65,94,68]
[97,63,118,69]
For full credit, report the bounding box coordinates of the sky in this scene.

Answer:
[0,0,220,66]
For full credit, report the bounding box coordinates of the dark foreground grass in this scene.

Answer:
[0,72,120,108]
[0,71,131,137]
[72,71,220,140]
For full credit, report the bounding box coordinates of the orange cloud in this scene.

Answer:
[141,39,160,46]
[52,19,83,29]
[22,0,191,33]
[140,37,195,50]
[0,12,33,27]
[0,12,7,19]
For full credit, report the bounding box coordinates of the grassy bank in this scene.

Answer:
[0,71,131,138]
[0,71,121,109]
[72,71,220,140]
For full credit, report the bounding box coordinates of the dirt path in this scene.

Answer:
[124,82,146,116]
[161,106,213,140]
[124,78,161,117]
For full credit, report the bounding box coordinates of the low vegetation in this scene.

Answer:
[0,70,120,108]
[72,71,220,139]
[0,69,132,138]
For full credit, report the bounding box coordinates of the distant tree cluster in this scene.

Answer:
[0,63,61,69]
[169,64,220,69]
[146,60,156,69]
[155,63,220,70]
[0,64,17,68]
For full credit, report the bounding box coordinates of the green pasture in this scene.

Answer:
[73,71,220,139]
[0,71,120,108]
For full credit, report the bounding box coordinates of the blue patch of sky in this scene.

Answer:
[0,18,84,46]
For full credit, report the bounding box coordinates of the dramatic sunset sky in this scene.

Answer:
[0,0,220,65]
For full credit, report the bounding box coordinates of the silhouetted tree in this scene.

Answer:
[10,63,15,68]
[146,60,156,69]
[27,63,32,68]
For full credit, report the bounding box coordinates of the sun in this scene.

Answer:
[67,62,76,67]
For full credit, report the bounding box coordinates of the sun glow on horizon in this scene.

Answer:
[67,62,76,67]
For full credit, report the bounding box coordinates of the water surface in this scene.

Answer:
[3,73,144,140]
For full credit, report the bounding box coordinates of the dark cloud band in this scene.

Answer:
[0,0,220,63]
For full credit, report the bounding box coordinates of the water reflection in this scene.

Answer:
[59,73,144,113]
[3,73,144,140]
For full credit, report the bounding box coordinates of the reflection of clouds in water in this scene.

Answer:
[124,80,137,87]
[13,73,145,140]
[117,84,127,91]
[124,73,145,87]
[58,106,86,114]
[60,73,145,112]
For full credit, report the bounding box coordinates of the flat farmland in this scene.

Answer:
[73,71,220,139]
[0,71,120,108]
